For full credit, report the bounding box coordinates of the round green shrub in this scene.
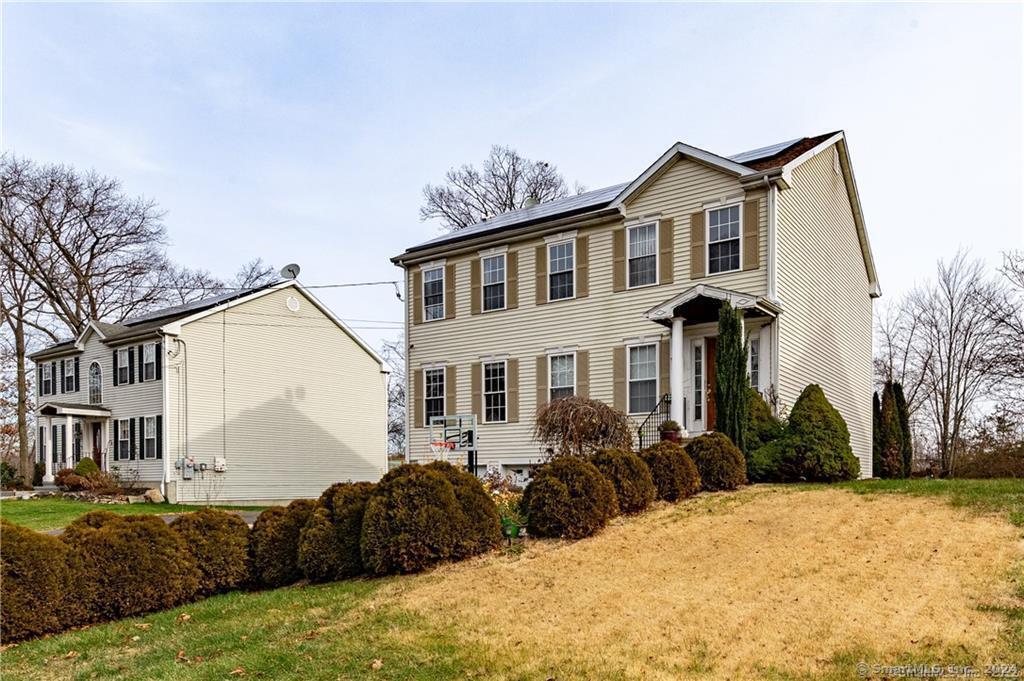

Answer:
[60,511,201,623]
[746,389,784,453]
[360,464,469,575]
[522,457,617,539]
[170,508,251,596]
[591,449,655,514]
[1,519,71,641]
[747,439,786,483]
[686,432,747,491]
[298,481,376,582]
[424,461,501,557]
[640,441,701,501]
[249,499,317,588]
[780,384,860,482]
[74,457,100,477]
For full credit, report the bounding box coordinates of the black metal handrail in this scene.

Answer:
[636,393,672,450]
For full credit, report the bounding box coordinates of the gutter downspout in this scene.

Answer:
[763,176,782,416]
[160,334,169,498]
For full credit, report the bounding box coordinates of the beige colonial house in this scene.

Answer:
[30,281,389,503]
[392,131,880,481]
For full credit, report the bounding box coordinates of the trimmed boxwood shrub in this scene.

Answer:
[423,461,502,557]
[298,481,376,582]
[775,384,860,482]
[170,508,251,596]
[591,449,656,514]
[249,499,317,588]
[360,464,469,575]
[60,511,201,623]
[522,457,617,539]
[686,432,747,491]
[1,519,71,641]
[74,457,100,477]
[640,441,701,501]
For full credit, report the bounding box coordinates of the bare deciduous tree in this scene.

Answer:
[874,296,931,415]
[380,335,406,456]
[160,258,276,306]
[989,250,1024,391]
[420,145,583,232]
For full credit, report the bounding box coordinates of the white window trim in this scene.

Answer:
[482,359,508,424]
[625,341,659,416]
[423,366,446,424]
[422,266,445,323]
[543,230,577,244]
[705,202,744,277]
[144,415,158,460]
[142,342,156,382]
[117,348,130,384]
[626,220,660,290]
[547,239,576,303]
[481,252,507,313]
[548,351,577,402]
[64,360,75,391]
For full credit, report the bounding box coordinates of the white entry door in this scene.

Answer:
[689,338,706,433]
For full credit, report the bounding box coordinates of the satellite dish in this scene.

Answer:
[280,263,301,280]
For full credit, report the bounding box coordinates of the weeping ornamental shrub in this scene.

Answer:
[1,519,71,641]
[170,508,252,595]
[533,396,633,458]
[715,302,749,454]
[591,448,656,515]
[249,499,317,588]
[298,481,377,582]
[639,440,701,501]
[686,432,747,491]
[522,457,617,539]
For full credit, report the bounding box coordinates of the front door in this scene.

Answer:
[705,337,717,430]
[91,422,103,469]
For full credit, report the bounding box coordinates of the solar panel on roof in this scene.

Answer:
[728,138,802,163]
[123,284,278,325]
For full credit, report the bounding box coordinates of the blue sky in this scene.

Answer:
[3,2,1021,350]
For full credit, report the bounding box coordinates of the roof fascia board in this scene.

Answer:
[103,329,166,347]
[28,344,79,362]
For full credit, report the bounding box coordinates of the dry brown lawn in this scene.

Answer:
[397,486,1024,680]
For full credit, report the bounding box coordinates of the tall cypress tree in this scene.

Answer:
[878,381,903,479]
[715,301,749,453]
[872,391,882,478]
[892,382,913,478]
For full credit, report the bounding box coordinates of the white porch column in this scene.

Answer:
[42,417,54,483]
[66,414,74,466]
[669,317,687,434]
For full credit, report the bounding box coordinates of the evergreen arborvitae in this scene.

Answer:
[872,391,882,478]
[892,382,913,478]
[878,381,904,478]
[714,301,749,454]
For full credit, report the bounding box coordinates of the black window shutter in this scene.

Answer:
[155,342,163,380]
[156,415,163,459]
[129,418,136,459]
[112,419,119,460]
[51,425,58,463]
[60,360,66,394]
[128,347,135,384]
[37,365,42,397]
[74,357,80,392]
[60,424,67,463]
[112,350,119,386]
[138,416,145,458]
[137,345,144,383]
[50,362,57,395]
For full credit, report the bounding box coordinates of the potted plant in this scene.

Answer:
[659,419,683,443]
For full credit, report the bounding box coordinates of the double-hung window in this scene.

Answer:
[482,254,506,312]
[64,361,75,392]
[424,368,445,423]
[707,204,741,275]
[118,420,130,458]
[144,416,157,459]
[143,343,156,381]
[749,338,761,391]
[117,348,130,384]
[549,354,575,401]
[548,241,574,301]
[423,268,445,321]
[628,223,657,288]
[483,361,507,423]
[89,362,102,404]
[41,364,52,395]
[628,344,658,414]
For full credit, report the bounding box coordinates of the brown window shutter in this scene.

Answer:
[742,199,760,271]
[659,337,670,400]
[659,217,674,285]
[507,358,520,423]
[613,346,626,412]
[576,350,590,399]
[445,365,457,415]
[413,369,423,428]
[470,259,481,315]
[689,211,706,279]
[412,270,423,325]
[507,250,519,309]
[535,354,548,409]
[576,235,589,298]
[612,228,626,292]
[444,264,456,319]
[471,362,482,419]
[534,244,547,306]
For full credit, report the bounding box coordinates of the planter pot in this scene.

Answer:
[660,430,683,443]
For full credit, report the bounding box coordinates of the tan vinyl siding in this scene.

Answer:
[776,144,874,476]
[165,287,387,503]
[405,158,769,467]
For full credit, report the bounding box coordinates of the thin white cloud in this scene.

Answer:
[51,116,163,174]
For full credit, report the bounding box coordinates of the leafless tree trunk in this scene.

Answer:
[986,251,1024,412]
[874,295,931,415]
[381,335,406,455]
[420,145,583,232]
